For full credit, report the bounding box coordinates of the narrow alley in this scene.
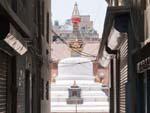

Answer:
[0,0,150,113]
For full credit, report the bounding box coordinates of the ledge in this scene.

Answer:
[134,42,150,63]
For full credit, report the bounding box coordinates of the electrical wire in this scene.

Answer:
[51,30,97,58]
[51,58,96,63]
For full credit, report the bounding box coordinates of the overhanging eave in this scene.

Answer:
[96,6,130,61]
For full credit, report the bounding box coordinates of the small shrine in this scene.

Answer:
[66,81,83,104]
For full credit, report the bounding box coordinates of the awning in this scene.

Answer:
[4,24,27,55]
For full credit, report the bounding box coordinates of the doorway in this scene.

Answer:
[25,70,32,113]
[147,70,150,113]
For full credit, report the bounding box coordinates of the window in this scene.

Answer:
[46,12,49,43]
[34,0,38,24]
[118,0,124,6]
[46,81,49,100]
[46,49,49,55]
[40,78,44,100]
[22,0,27,7]
[146,0,150,6]
[144,1,150,44]
[11,0,17,13]
[41,1,45,35]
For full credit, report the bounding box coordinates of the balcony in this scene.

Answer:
[106,0,129,7]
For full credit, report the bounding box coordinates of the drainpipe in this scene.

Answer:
[105,42,120,113]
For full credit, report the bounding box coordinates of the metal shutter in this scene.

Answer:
[0,50,9,113]
[119,39,128,113]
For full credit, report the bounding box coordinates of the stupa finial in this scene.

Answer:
[73,80,77,86]
[72,2,80,18]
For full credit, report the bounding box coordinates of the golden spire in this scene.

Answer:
[72,2,80,18]
[73,80,77,86]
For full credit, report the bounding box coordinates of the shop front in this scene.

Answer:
[134,43,150,113]
[0,14,28,113]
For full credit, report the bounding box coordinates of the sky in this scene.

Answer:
[51,0,108,38]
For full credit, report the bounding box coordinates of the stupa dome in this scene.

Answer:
[56,57,95,82]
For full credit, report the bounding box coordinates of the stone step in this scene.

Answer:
[51,98,108,102]
[51,84,104,87]
[51,94,108,98]
[56,76,94,80]
[50,95,107,99]
[50,83,105,88]
[51,102,109,106]
[53,80,96,84]
[51,106,109,112]
[51,91,107,96]
[51,82,102,85]
[50,87,108,91]
[51,96,108,101]
[51,94,106,97]
[51,112,108,113]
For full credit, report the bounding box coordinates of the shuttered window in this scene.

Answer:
[46,12,49,43]
[119,39,128,113]
[0,51,9,113]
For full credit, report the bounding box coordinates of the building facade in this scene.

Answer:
[0,0,51,113]
[98,0,149,113]
[53,15,99,41]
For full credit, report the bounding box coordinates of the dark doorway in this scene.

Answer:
[147,70,150,113]
[137,74,145,113]
[25,70,32,113]
[0,50,14,113]
[137,70,150,113]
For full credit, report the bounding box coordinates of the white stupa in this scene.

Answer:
[51,57,109,113]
